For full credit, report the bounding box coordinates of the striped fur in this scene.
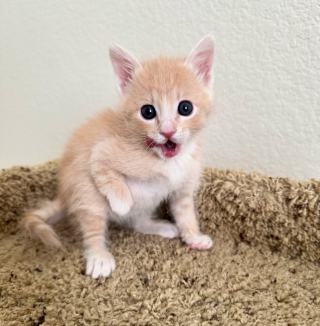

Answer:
[20,199,64,247]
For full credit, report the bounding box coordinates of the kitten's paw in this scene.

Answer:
[157,223,180,239]
[108,192,133,216]
[85,250,116,279]
[184,234,213,250]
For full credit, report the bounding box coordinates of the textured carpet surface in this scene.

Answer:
[0,161,320,325]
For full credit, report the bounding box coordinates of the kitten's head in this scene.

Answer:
[110,36,214,159]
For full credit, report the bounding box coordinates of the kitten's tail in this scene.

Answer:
[19,198,64,248]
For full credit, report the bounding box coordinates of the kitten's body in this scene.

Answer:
[21,37,215,278]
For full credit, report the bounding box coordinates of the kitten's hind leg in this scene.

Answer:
[169,189,213,251]
[132,212,179,239]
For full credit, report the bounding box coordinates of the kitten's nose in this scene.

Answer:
[160,130,176,139]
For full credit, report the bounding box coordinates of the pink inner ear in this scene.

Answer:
[186,36,214,86]
[192,50,214,86]
[197,62,212,86]
[110,45,141,93]
[115,63,134,91]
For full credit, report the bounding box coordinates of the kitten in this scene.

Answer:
[20,36,215,279]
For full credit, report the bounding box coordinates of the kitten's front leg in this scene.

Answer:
[70,181,116,279]
[170,190,212,250]
[93,168,133,216]
[91,148,133,216]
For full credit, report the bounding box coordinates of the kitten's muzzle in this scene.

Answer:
[146,137,181,158]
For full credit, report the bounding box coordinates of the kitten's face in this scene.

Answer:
[110,36,214,159]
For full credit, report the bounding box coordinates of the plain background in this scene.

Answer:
[1,1,319,179]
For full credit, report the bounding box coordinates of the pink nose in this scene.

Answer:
[160,131,176,139]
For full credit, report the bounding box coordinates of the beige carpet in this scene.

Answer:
[0,161,319,325]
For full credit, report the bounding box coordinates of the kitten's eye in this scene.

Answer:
[141,105,156,120]
[178,101,193,116]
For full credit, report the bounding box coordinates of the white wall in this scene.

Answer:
[1,1,319,179]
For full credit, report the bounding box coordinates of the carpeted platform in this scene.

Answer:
[0,161,319,325]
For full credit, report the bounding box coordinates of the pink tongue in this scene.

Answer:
[161,140,180,158]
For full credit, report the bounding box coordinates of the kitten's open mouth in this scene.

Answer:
[146,138,181,158]
[161,140,180,158]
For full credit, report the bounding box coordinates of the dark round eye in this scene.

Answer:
[141,105,156,120]
[178,101,193,116]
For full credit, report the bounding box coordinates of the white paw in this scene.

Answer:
[184,234,213,250]
[108,192,133,216]
[157,223,180,239]
[85,250,116,279]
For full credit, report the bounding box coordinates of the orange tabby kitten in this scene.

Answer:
[20,36,215,279]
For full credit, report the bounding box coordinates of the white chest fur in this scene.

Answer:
[125,147,198,214]
[125,163,182,210]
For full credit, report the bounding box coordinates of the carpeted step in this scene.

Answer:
[0,161,319,325]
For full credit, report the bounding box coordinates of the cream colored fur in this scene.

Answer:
[20,36,215,278]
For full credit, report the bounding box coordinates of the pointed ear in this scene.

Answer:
[185,36,214,86]
[109,44,141,93]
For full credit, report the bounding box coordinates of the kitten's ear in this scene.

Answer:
[109,44,142,93]
[185,35,214,87]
